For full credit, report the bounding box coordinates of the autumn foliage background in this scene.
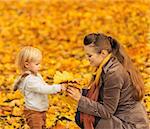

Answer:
[0,0,150,128]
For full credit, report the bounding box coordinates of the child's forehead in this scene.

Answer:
[29,57,42,63]
[31,58,42,63]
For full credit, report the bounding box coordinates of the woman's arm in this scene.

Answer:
[67,71,124,119]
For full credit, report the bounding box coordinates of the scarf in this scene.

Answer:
[80,53,112,129]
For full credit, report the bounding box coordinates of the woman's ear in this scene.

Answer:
[101,50,109,58]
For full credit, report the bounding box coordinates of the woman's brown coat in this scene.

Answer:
[77,57,149,129]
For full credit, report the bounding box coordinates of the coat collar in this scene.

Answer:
[102,56,116,73]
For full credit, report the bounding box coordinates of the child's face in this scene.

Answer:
[25,60,41,74]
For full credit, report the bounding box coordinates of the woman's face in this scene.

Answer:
[84,45,106,67]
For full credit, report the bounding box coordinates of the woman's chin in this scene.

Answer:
[90,63,96,67]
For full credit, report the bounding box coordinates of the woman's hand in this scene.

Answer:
[67,86,81,102]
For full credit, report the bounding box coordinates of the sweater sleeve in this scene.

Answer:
[25,75,61,94]
[78,71,124,118]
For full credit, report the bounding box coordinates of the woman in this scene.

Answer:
[67,33,149,129]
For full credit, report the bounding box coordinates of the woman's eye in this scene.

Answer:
[86,54,92,58]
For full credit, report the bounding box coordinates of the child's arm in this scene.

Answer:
[25,75,63,94]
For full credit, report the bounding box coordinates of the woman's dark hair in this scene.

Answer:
[83,33,145,101]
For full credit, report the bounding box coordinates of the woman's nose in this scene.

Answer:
[88,58,92,62]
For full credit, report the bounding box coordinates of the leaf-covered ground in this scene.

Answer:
[0,0,150,128]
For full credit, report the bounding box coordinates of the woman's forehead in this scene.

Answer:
[84,45,96,54]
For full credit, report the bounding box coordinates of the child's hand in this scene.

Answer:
[61,84,67,91]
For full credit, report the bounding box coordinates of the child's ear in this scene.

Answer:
[24,61,29,68]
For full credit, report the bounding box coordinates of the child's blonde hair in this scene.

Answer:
[16,46,42,73]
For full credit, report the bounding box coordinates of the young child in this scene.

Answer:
[13,46,65,129]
